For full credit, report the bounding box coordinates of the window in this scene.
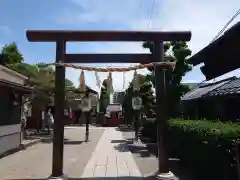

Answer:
[0,90,21,126]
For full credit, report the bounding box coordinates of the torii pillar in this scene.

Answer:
[26,30,191,180]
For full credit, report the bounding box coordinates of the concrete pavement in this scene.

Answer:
[120,127,194,180]
[81,127,142,179]
[0,127,104,179]
[0,126,161,179]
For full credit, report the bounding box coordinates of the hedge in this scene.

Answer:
[142,119,240,180]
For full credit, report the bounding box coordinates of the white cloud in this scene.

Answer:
[0,44,4,49]
[58,0,149,27]
[0,26,11,36]
[148,0,240,54]
[60,0,240,91]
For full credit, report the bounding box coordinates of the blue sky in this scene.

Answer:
[1,0,240,93]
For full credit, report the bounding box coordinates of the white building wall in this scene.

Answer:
[109,93,113,104]
[0,65,28,156]
[0,125,21,155]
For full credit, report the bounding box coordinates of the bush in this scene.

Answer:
[141,118,157,141]
[142,119,240,180]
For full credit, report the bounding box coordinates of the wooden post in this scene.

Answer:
[25,30,191,179]
[134,110,140,140]
[132,91,141,141]
[236,142,240,180]
[51,40,66,178]
[85,111,90,142]
[153,41,174,179]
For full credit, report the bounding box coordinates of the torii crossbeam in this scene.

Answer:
[26,30,191,180]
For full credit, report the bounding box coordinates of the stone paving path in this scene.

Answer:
[81,127,142,179]
[0,127,104,179]
[120,127,194,180]
[0,126,160,179]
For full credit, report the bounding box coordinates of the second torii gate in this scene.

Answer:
[26,30,191,179]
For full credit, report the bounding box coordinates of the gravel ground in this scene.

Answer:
[0,127,104,180]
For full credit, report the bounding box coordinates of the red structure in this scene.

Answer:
[106,112,121,126]
[105,104,122,126]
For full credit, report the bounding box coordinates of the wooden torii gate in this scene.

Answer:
[26,30,191,179]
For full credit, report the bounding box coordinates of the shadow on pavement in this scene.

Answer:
[24,131,53,141]
[112,140,193,179]
[116,125,134,132]
[64,140,83,145]
[9,174,158,179]
[112,138,157,158]
[111,139,126,143]
[113,127,195,180]
[40,138,83,145]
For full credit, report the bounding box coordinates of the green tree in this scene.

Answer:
[142,41,192,117]
[0,42,23,65]
[65,78,77,104]
[99,79,110,113]
[65,78,75,90]
[123,74,155,119]
[0,43,77,108]
[8,61,76,108]
[139,81,155,117]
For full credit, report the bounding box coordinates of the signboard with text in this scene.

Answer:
[132,96,142,110]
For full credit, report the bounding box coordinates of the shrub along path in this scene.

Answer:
[142,119,240,180]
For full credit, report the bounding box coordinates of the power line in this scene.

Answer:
[210,7,240,83]
[122,1,157,90]
[123,72,125,89]
[196,7,240,84]
[147,0,156,28]
[210,8,240,43]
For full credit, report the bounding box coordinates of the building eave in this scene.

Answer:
[0,64,28,80]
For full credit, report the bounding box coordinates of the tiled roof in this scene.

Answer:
[181,77,235,101]
[204,78,240,97]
